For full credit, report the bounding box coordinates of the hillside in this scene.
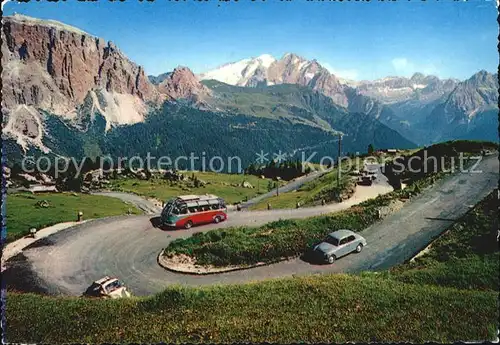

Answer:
[423,71,499,143]
[30,94,414,171]
[7,191,498,343]
[4,14,494,168]
[2,15,415,169]
[199,54,497,146]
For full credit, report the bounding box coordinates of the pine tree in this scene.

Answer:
[368,144,375,155]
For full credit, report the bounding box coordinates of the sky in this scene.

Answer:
[3,0,498,81]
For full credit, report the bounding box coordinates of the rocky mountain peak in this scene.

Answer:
[438,70,497,123]
[466,70,496,87]
[355,72,459,105]
[7,13,92,36]
[410,72,426,83]
[280,52,303,62]
[199,52,348,105]
[148,72,172,85]
[1,14,163,152]
[158,66,211,102]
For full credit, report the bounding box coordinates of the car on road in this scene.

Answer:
[357,176,373,186]
[311,229,367,264]
[83,276,132,299]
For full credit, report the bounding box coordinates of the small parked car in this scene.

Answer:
[357,176,373,186]
[311,229,367,264]
[83,276,131,299]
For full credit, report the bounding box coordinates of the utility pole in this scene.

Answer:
[337,133,342,188]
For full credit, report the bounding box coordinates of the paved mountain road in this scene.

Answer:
[8,156,498,296]
[94,168,331,212]
[92,191,162,214]
[238,168,331,209]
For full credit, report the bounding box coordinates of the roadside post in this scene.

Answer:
[30,228,37,238]
[78,211,83,222]
[267,203,271,210]
[337,133,342,188]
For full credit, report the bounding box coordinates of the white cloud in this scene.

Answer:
[391,58,414,73]
[391,57,440,77]
[422,64,439,76]
[321,62,359,80]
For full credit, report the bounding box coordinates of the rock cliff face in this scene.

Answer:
[442,70,497,118]
[267,53,349,107]
[157,67,211,103]
[423,70,498,142]
[1,14,161,151]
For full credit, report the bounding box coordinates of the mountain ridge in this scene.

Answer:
[2,14,495,166]
[197,53,497,145]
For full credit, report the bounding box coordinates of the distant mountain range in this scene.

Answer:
[198,54,498,145]
[2,14,497,170]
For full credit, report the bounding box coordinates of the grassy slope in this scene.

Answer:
[165,203,378,266]
[249,189,310,210]
[7,275,497,343]
[203,80,333,129]
[109,172,280,205]
[6,187,498,343]
[249,166,353,210]
[6,192,142,242]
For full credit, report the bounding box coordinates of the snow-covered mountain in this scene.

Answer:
[199,53,497,145]
[198,54,276,87]
[355,73,459,104]
[200,53,349,106]
[199,54,458,108]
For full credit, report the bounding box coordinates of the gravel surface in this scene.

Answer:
[6,157,498,296]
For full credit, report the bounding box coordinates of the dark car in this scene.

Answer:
[357,176,373,186]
